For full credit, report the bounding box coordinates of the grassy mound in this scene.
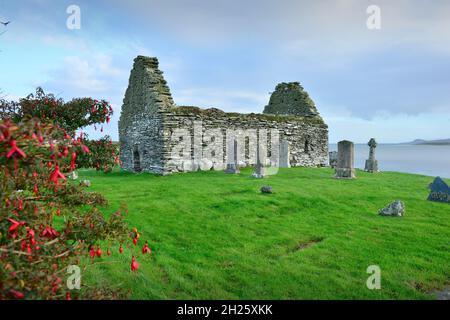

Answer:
[80,167,449,299]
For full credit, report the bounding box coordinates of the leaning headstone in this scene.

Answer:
[364,138,379,173]
[427,177,450,203]
[378,200,405,217]
[252,142,266,178]
[225,139,240,174]
[335,140,356,179]
[279,140,291,168]
[79,180,91,187]
[260,185,273,194]
[329,151,338,169]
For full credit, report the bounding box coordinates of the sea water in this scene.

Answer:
[329,144,450,178]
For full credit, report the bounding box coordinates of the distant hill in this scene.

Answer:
[405,139,450,145]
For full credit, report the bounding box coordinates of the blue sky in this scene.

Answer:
[0,0,449,143]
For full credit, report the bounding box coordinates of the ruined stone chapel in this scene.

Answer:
[119,56,329,174]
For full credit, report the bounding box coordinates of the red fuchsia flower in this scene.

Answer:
[31,132,37,140]
[106,116,110,124]
[63,146,69,157]
[131,256,139,272]
[40,225,59,239]
[66,292,72,300]
[10,290,25,299]
[107,248,111,256]
[142,242,152,254]
[18,199,24,211]
[52,276,62,294]
[119,244,123,254]
[38,134,44,144]
[82,145,90,154]
[56,208,61,216]
[6,140,26,158]
[89,246,95,259]
[27,228,36,246]
[33,184,39,196]
[133,238,138,246]
[70,152,77,171]
[96,245,102,257]
[49,165,66,186]
[7,218,25,233]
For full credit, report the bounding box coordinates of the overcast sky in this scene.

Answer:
[1,0,449,142]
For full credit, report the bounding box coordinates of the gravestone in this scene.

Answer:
[225,139,240,174]
[329,151,338,168]
[364,138,379,173]
[335,140,356,179]
[427,177,450,203]
[279,140,291,168]
[252,142,266,178]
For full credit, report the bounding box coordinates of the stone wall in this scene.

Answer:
[160,107,328,173]
[119,56,329,174]
[119,56,173,172]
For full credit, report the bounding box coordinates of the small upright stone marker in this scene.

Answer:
[279,139,291,168]
[252,143,266,178]
[428,177,450,203]
[364,138,379,173]
[335,140,356,179]
[225,139,240,174]
[329,151,338,169]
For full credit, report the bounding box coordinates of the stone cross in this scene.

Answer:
[364,138,379,173]
[335,140,356,179]
[225,139,240,174]
[252,142,266,178]
[279,139,291,168]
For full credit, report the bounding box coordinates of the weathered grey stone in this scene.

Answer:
[329,151,338,168]
[379,200,405,217]
[335,140,356,179]
[119,56,329,174]
[263,82,318,116]
[79,180,91,187]
[225,139,240,174]
[428,177,450,203]
[260,185,273,194]
[69,171,78,180]
[279,139,291,168]
[364,138,379,173]
[252,142,266,178]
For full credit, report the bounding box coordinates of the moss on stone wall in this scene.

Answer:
[168,105,326,125]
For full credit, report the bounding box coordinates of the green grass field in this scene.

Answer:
[79,167,449,299]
